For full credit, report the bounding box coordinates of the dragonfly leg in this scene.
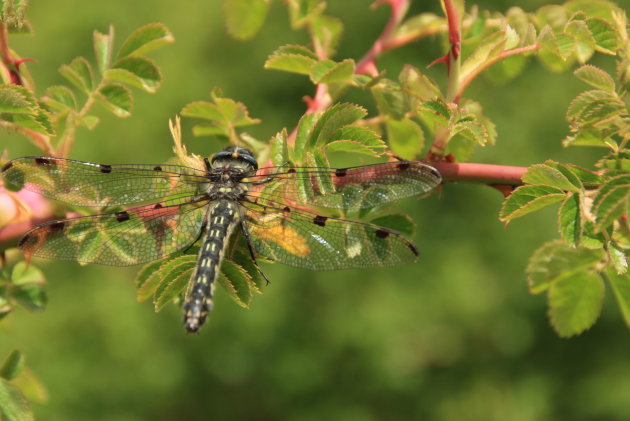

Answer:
[240,220,271,286]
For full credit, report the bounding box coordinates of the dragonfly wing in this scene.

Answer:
[1,156,207,206]
[241,198,419,270]
[245,161,441,210]
[18,200,208,266]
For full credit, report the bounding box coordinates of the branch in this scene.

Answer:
[430,162,526,186]
[355,0,410,76]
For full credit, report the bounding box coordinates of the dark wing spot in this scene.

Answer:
[50,221,66,232]
[154,203,163,209]
[115,211,130,222]
[375,229,390,239]
[100,164,112,173]
[283,206,291,213]
[153,166,163,171]
[407,241,419,257]
[396,162,411,171]
[287,168,296,174]
[335,168,348,177]
[35,157,52,166]
[313,215,327,227]
[1,161,13,172]
[430,168,441,179]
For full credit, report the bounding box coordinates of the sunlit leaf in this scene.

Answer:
[225,0,270,40]
[549,270,604,337]
[574,65,615,91]
[218,259,253,308]
[0,378,33,421]
[59,57,94,94]
[118,23,174,58]
[607,268,630,328]
[386,118,424,159]
[499,185,566,221]
[559,192,583,246]
[107,56,162,93]
[527,240,604,294]
[523,163,581,192]
[96,83,133,117]
[0,350,24,381]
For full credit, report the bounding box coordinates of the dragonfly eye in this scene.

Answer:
[211,146,258,170]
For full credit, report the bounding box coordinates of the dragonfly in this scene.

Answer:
[1,146,441,332]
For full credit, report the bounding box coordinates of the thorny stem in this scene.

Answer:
[430,0,461,153]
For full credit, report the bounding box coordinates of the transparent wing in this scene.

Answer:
[241,197,419,271]
[1,156,208,207]
[244,161,441,210]
[18,200,208,266]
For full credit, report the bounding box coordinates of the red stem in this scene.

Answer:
[430,162,526,185]
[355,0,410,76]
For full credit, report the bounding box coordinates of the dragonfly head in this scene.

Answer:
[210,146,258,171]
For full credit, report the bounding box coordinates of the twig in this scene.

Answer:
[355,0,410,76]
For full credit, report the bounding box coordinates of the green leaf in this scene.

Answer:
[153,263,194,312]
[96,83,132,117]
[136,255,196,302]
[117,23,174,59]
[566,90,625,125]
[10,263,46,312]
[574,65,615,91]
[451,120,487,145]
[0,350,24,381]
[44,85,77,111]
[586,17,617,54]
[264,45,318,75]
[11,285,47,313]
[310,59,354,84]
[270,129,289,166]
[218,260,253,308]
[548,162,602,186]
[0,85,35,113]
[592,175,630,231]
[309,103,367,148]
[325,126,385,156]
[558,192,583,246]
[93,25,114,74]
[460,31,507,86]
[606,268,630,328]
[608,241,628,275]
[523,163,581,192]
[293,113,318,162]
[0,378,33,421]
[372,79,406,120]
[370,214,415,238]
[385,118,424,159]
[107,56,162,93]
[499,185,566,221]
[59,57,94,94]
[399,65,442,103]
[417,99,450,127]
[526,240,604,294]
[549,270,604,337]
[225,0,270,40]
[229,248,266,294]
[310,14,343,57]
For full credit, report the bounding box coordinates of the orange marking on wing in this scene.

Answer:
[251,225,311,257]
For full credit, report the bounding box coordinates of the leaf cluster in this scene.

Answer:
[0,23,174,154]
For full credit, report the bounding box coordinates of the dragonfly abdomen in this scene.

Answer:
[183,200,239,333]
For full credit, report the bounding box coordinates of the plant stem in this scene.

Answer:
[355,0,410,76]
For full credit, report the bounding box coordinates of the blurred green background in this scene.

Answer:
[2,1,630,420]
